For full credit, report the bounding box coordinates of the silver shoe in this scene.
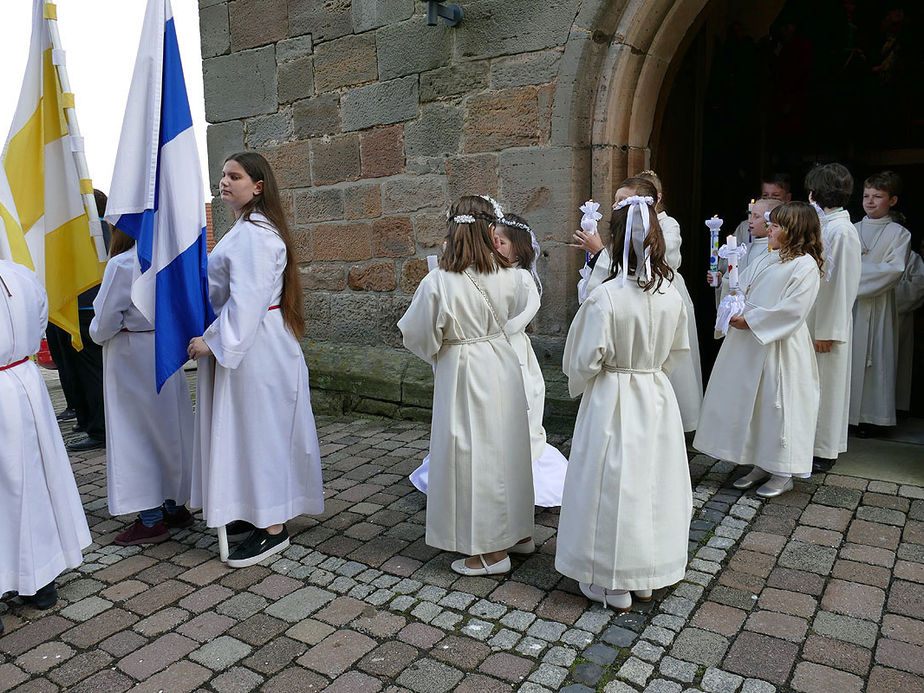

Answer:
[451,555,510,576]
[756,476,794,498]
[732,467,770,490]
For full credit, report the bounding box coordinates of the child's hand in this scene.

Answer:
[571,229,604,254]
[187,336,212,359]
[814,339,834,353]
[729,315,749,330]
[706,270,723,286]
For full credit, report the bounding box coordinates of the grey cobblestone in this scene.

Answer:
[516,635,549,656]
[659,656,697,683]
[461,618,493,640]
[527,619,568,642]
[469,599,507,619]
[618,656,654,686]
[488,628,520,650]
[529,663,569,688]
[500,610,537,631]
[702,667,745,692]
[631,639,665,663]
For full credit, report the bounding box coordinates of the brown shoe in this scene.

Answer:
[114,519,169,546]
[163,505,194,529]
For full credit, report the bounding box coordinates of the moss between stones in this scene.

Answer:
[301,340,579,434]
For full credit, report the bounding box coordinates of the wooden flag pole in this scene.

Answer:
[43,2,106,262]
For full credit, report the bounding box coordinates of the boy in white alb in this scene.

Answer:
[708,199,783,286]
[850,171,911,435]
[803,163,862,472]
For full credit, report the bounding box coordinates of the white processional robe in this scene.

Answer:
[660,212,703,430]
[850,217,911,426]
[556,275,692,591]
[90,251,194,516]
[695,252,821,476]
[896,251,924,411]
[398,267,534,555]
[0,260,91,596]
[191,214,324,528]
[807,209,861,458]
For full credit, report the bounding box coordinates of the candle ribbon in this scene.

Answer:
[614,195,654,287]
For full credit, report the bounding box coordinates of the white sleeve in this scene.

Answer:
[398,272,446,366]
[89,257,131,344]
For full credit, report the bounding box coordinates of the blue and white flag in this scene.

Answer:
[106,0,213,391]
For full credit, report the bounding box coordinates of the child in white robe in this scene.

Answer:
[850,171,911,434]
[557,177,692,611]
[410,212,568,506]
[399,195,534,577]
[896,244,924,413]
[0,260,92,630]
[90,229,195,546]
[803,163,862,472]
[695,202,823,497]
[188,152,324,568]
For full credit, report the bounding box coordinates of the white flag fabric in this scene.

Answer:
[106,0,213,391]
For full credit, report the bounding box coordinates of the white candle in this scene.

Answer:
[725,235,739,289]
[706,216,724,287]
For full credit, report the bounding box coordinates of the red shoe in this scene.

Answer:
[163,505,195,529]
[114,520,170,546]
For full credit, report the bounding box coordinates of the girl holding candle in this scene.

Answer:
[694,202,824,497]
[557,177,692,609]
[399,196,535,576]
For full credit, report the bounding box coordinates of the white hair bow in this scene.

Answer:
[613,195,654,286]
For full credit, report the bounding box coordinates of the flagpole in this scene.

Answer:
[42,2,106,262]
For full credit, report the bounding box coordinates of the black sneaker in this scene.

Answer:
[812,457,836,473]
[21,581,58,610]
[56,408,76,422]
[66,435,105,453]
[226,526,289,568]
[225,520,257,542]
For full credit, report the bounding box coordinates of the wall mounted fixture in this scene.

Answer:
[424,1,463,27]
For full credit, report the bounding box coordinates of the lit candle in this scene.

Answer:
[706,215,723,287]
[725,235,740,290]
[748,198,755,212]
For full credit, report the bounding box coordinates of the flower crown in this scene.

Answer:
[452,214,475,224]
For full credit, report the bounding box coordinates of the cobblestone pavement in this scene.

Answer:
[2,407,923,692]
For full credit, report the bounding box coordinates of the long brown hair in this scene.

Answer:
[108,227,136,257]
[495,213,535,269]
[225,151,305,339]
[605,177,674,292]
[439,196,511,273]
[768,201,824,272]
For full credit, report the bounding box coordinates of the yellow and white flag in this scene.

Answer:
[2,0,105,349]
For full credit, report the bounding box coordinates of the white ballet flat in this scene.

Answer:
[633,589,653,602]
[733,466,770,490]
[756,476,794,498]
[508,539,535,555]
[579,582,632,612]
[451,555,510,576]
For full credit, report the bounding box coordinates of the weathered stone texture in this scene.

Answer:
[352,0,414,32]
[278,56,315,104]
[246,111,292,148]
[260,140,311,189]
[294,187,344,224]
[204,46,277,121]
[229,0,287,52]
[376,21,452,80]
[404,105,463,158]
[360,125,405,179]
[348,261,398,291]
[293,94,341,138]
[454,0,581,60]
[343,181,383,220]
[341,77,420,132]
[313,222,373,262]
[463,87,540,153]
[446,154,499,201]
[276,35,313,64]
[421,63,489,102]
[373,217,415,258]
[491,50,563,88]
[310,135,361,186]
[401,258,429,293]
[383,176,446,215]
[314,34,378,93]
[206,121,244,192]
[301,263,345,292]
[199,3,229,58]
[288,0,352,42]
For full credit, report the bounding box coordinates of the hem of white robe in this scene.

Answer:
[1,541,90,596]
[693,443,813,477]
[196,497,325,529]
[849,414,896,427]
[555,559,688,592]
[409,444,568,508]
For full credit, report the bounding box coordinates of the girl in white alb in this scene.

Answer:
[90,229,195,546]
[410,210,568,506]
[695,202,823,497]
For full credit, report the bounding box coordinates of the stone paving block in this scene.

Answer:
[821,579,885,620]
[535,590,586,625]
[658,655,697,682]
[574,608,612,634]
[527,618,568,642]
[632,640,665,663]
[847,519,902,550]
[488,628,520,650]
[130,660,211,693]
[61,608,137,649]
[117,632,198,680]
[881,613,924,647]
[813,485,863,509]
[584,643,618,665]
[298,629,376,676]
[800,504,853,531]
[693,602,748,636]
[801,634,872,676]
[744,610,808,642]
[886,580,924,620]
[617,656,654,686]
[778,541,838,574]
[358,640,419,678]
[790,661,864,693]
[47,650,113,688]
[177,612,235,643]
[478,652,534,682]
[264,586,335,622]
[740,680,777,693]
[603,682,637,693]
[241,637,306,675]
[644,680,683,693]
[489,581,545,610]
[398,623,444,649]
[603,624,638,647]
[528,663,568,689]
[124,579,194,616]
[839,542,896,567]
[723,632,797,685]
[67,668,134,693]
[210,665,264,693]
[0,616,72,656]
[573,660,605,685]
[14,641,74,675]
[813,610,879,648]
[432,634,491,669]
[500,609,537,631]
[793,526,843,547]
[701,667,744,693]
[670,628,729,666]
[396,658,465,692]
[461,618,494,641]
[875,638,924,675]
[856,506,906,527]
[543,645,577,666]
[261,666,328,693]
[867,665,924,692]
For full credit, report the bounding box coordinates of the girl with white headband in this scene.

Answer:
[399,195,535,576]
[410,212,569,507]
[556,177,693,610]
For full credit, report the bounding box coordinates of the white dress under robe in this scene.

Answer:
[556,274,692,591]
[695,252,821,476]
[410,268,568,507]
[896,251,924,411]
[399,267,534,555]
[850,217,911,426]
[660,211,703,430]
[191,214,324,528]
[0,260,91,596]
[807,209,862,458]
[90,251,194,516]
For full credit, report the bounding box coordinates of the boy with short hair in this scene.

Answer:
[804,163,862,472]
[850,171,911,435]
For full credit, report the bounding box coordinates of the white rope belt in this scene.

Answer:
[601,364,661,374]
[444,332,503,345]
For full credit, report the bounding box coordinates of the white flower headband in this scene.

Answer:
[613,195,654,286]
[498,215,543,297]
[479,195,504,222]
[452,214,475,224]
